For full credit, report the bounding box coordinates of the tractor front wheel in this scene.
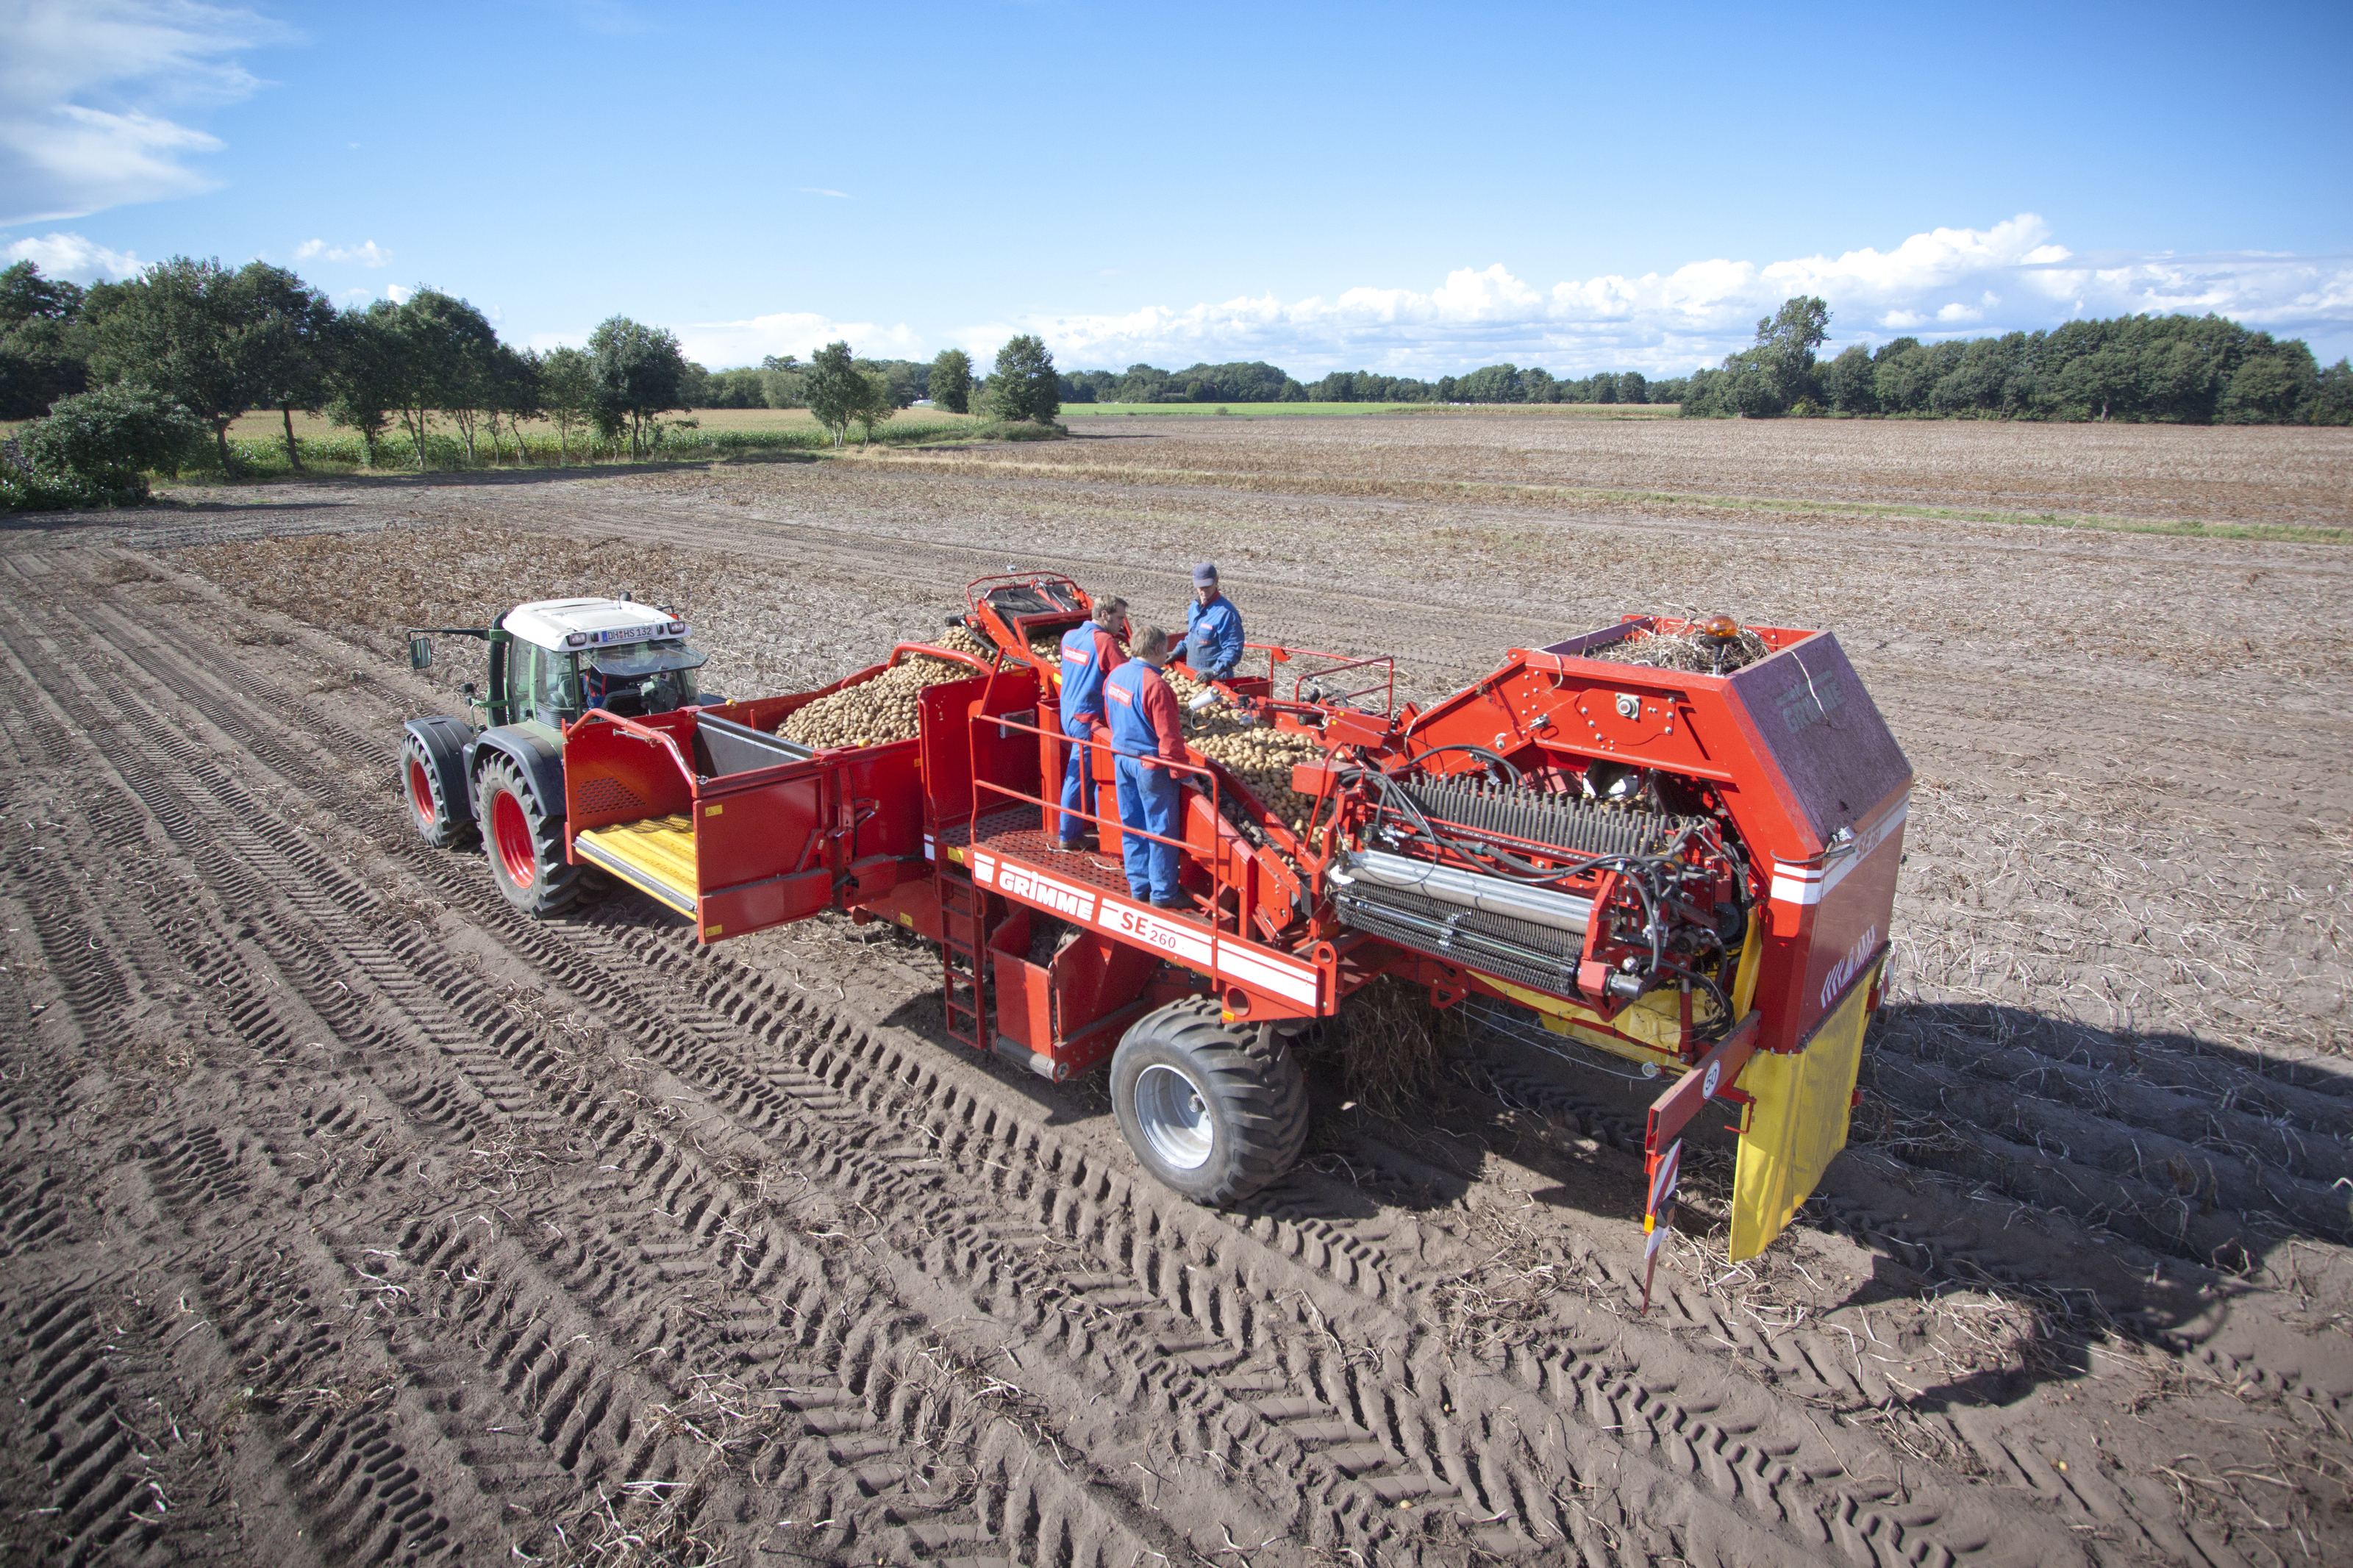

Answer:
[401,733,477,851]
[1110,998,1309,1205]
[478,755,585,917]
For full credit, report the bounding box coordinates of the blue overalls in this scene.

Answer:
[1057,623,1113,843]
[1184,593,1245,680]
[1104,661,1181,902]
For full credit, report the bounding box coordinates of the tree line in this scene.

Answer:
[1680,296,2352,423]
[0,256,701,486]
[1047,361,1678,407]
[10,253,2343,510]
[0,257,1076,508]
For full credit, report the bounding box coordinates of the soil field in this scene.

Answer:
[1059,405,1677,420]
[221,406,991,444]
[1,416,2349,1567]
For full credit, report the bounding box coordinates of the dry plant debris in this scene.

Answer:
[1588,623,1771,673]
[1324,974,1465,1120]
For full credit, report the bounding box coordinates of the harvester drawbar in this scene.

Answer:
[401,576,1910,1279]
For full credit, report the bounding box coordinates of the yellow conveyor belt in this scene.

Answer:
[574,815,697,914]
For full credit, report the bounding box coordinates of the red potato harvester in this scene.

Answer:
[400,576,1910,1280]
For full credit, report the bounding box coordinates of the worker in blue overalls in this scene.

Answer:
[1103,625,1190,909]
[1054,594,1128,851]
[1182,562,1245,681]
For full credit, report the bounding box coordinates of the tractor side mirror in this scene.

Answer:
[409,635,433,670]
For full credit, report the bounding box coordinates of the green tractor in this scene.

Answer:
[399,595,718,916]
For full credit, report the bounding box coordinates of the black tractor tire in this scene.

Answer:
[400,732,477,851]
[477,754,586,918]
[1110,997,1309,1204]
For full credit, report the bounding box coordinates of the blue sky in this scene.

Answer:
[6,0,2350,376]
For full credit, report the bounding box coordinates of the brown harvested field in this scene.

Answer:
[1032,412,2353,527]
[0,415,2349,1568]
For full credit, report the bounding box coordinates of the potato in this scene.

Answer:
[779,649,984,749]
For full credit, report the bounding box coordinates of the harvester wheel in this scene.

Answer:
[477,755,585,918]
[401,733,477,851]
[1110,998,1309,1205]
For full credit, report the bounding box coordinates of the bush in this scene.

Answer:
[16,384,207,504]
[0,462,128,512]
[997,420,1064,442]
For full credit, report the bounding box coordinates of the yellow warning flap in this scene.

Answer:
[575,815,696,911]
[1729,963,1877,1261]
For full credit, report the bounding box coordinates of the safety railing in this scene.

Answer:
[1285,650,1395,715]
[968,709,1247,939]
[1179,640,1396,717]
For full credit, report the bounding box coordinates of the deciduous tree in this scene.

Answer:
[87,257,270,474]
[929,348,973,413]
[324,303,402,466]
[588,316,688,459]
[988,334,1059,423]
[851,369,895,445]
[539,346,596,462]
[0,261,91,420]
[804,340,863,445]
[384,288,498,468]
[241,265,339,470]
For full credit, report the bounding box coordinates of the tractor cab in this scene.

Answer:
[496,598,708,729]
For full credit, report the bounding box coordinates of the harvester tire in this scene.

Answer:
[401,732,477,851]
[1110,998,1308,1205]
[478,754,585,918]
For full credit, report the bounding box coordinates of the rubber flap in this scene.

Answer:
[1728,960,1878,1261]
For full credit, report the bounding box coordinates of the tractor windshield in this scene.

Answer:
[583,640,706,716]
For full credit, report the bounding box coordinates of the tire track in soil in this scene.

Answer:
[120,543,2353,1412]
[0,597,1201,1567]
[361,501,2353,1195]
[7,577,1600,1562]
[0,553,2115,1564]
[128,520,2353,1263]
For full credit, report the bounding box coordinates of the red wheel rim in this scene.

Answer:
[407,757,436,826]
[490,788,537,887]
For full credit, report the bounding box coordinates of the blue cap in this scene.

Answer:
[1192,562,1218,587]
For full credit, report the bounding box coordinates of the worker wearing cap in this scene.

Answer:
[1054,595,1128,850]
[1103,626,1189,908]
[1182,563,1245,682]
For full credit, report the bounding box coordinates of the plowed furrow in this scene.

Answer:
[17,567,2097,1566]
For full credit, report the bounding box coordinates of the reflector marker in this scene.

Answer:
[1770,796,1909,906]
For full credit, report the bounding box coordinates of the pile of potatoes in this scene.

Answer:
[933,625,999,664]
[1189,715,1326,835]
[779,653,979,750]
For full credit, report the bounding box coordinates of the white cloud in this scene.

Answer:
[0,0,285,224]
[656,310,923,368]
[294,237,390,267]
[1004,215,2353,376]
[3,229,143,280]
[795,187,851,200]
[385,282,413,304]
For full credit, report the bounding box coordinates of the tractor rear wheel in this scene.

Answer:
[1110,998,1309,1204]
[478,754,585,917]
[401,733,477,850]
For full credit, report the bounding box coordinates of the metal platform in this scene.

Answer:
[941,809,1209,914]
[939,808,1221,928]
[575,815,696,914]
